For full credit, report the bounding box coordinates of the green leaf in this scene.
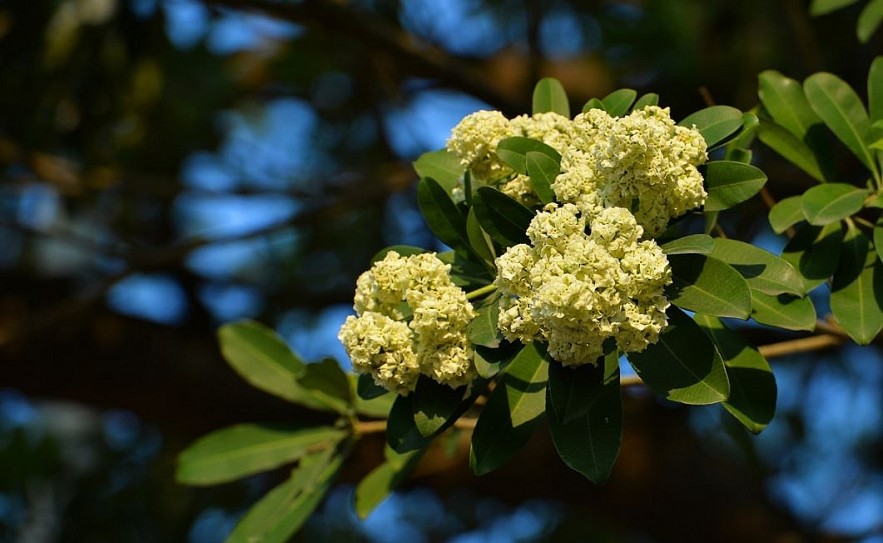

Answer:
[546,351,621,483]
[804,73,878,178]
[412,149,464,193]
[725,112,761,154]
[417,177,473,258]
[758,71,824,143]
[710,238,806,296]
[859,0,883,42]
[769,196,805,234]
[218,321,327,411]
[831,223,883,344]
[357,373,387,400]
[496,137,562,175]
[694,315,776,434]
[468,300,501,348]
[469,343,550,475]
[782,222,845,291]
[757,119,826,182]
[667,254,752,319]
[810,0,860,15]
[532,78,570,117]
[875,220,883,262]
[466,207,495,266]
[869,57,883,122]
[226,447,343,543]
[800,183,870,225]
[678,105,744,148]
[473,343,518,379]
[412,377,466,438]
[601,89,637,117]
[632,93,659,111]
[702,161,767,212]
[299,358,354,415]
[547,349,616,424]
[660,234,714,255]
[525,151,559,204]
[472,186,534,248]
[177,424,346,486]
[353,374,395,418]
[354,449,423,519]
[386,394,431,453]
[750,291,817,332]
[582,98,606,113]
[627,306,730,405]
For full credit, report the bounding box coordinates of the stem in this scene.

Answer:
[354,417,478,436]
[466,283,496,300]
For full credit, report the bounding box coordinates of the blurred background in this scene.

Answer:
[1,0,882,541]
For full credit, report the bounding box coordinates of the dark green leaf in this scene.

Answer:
[417,177,474,258]
[750,291,817,331]
[831,222,883,344]
[473,343,518,379]
[547,351,621,483]
[177,424,345,486]
[627,306,730,405]
[372,245,427,262]
[547,349,616,424]
[353,374,395,418]
[601,89,637,117]
[354,449,423,519]
[632,93,659,110]
[386,394,431,453]
[473,186,534,248]
[800,183,870,225]
[299,358,354,415]
[875,220,883,262]
[466,207,495,266]
[679,105,744,148]
[412,377,466,438]
[694,315,776,434]
[532,78,570,117]
[757,119,826,182]
[582,98,606,113]
[858,0,883,42]
[357,373,387,400]
[219,321,328,411]
[412,149,464,193]
[667,254,752,319]
[725,112,761,154]
[226,448,342,543]
[702,161,767,212]
[469,343,550,475]
[804,73,878,177]
[768,196,805,234]
[468,300,501,348]
[710,238,806,296]
[810,0,860,15]
[782,222,845,291]
[661,234,714,255]
[496,137,562,175]
[869,56,883,122]
[525,151,559,204]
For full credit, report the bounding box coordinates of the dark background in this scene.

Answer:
[1,0,881,541]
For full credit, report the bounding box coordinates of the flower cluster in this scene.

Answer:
[495,204,671,366]
[446,105,708,236]
[338,251,477,394]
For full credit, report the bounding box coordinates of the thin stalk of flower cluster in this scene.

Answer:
[465,284,496,301]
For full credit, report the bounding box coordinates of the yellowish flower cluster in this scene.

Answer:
[338,251,477,394]
[495,204,671,366]
[446,111,573,205]
[554,106,708,237]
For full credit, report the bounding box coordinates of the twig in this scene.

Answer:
[758,334,844,358]
[355,416,477,436]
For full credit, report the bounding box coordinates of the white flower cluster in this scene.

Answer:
[446,105,708,237]
[495,204,671,366]
[555,106,708,237]
[446,111,573,206]
[338,251,477,394]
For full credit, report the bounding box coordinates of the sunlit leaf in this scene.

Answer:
[800,183,870,225]
[547,350,621,483]
[372,245,427,262]
[412,149,464,193]
[532,78,570,117]
[757,119,826,182]
[525,151,559,204]
[627,306,730,405]
[768,196,805,234]
[354,449,423,519]
[750,291,817,331]
[496,137,561,175]
[667,254,752,319]
[869,56,883,122]
[694,315,776,434]
[661,234,714,255]
[831,222,883,344]
[710,238,805,296]
[412,377,467,438]
[601,88,637,117]
[632,93,659,111]
[810,0,860,15]
[582,98,606,113]
[702,161,767,212]
[679,105,743,148]
[299,358,353,415]
[177,424,345,486]
[468,300,501,348]
[858,0,883,42]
